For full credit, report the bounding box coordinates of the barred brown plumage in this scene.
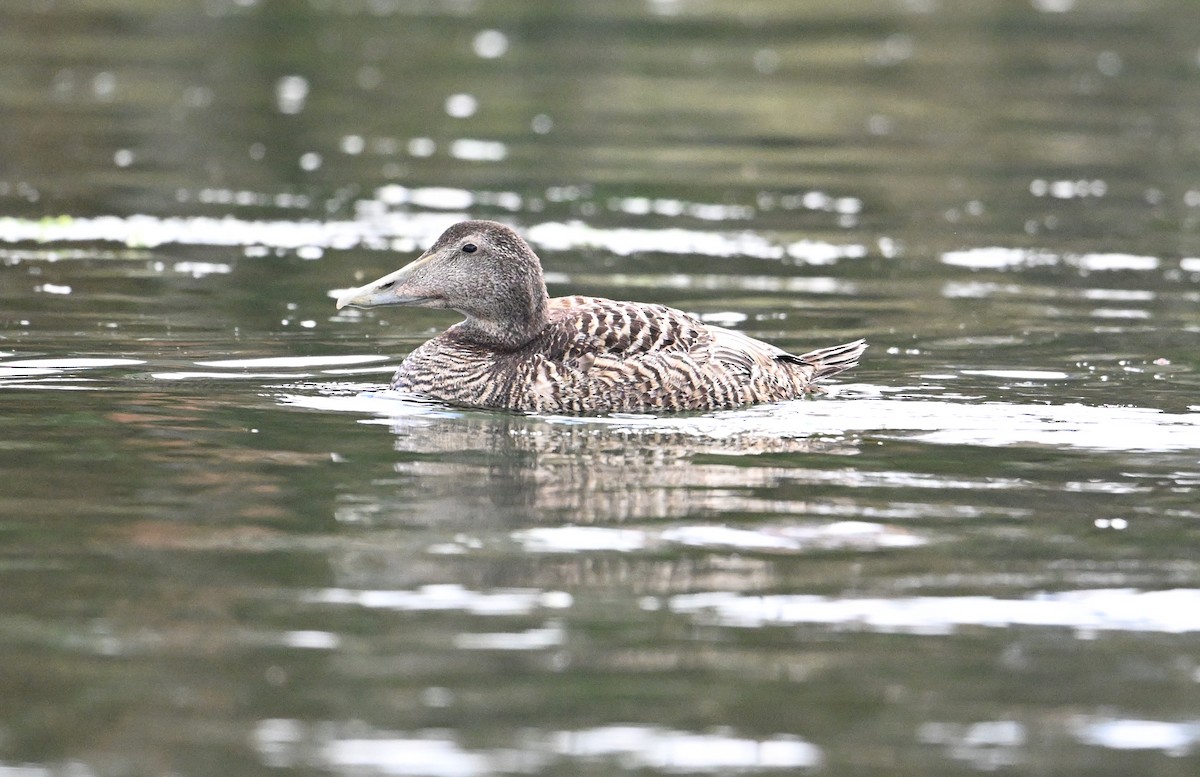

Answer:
[335,220,866,414]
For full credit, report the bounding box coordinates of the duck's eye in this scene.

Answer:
[462,243,478,254]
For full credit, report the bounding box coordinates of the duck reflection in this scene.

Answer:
[341,397,859,529]
[276,386,930,593]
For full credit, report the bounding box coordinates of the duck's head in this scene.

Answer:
[336,220,550,348]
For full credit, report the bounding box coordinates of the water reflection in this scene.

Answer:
[286,390,867,529]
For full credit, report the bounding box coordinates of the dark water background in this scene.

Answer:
[2,1,1199,775]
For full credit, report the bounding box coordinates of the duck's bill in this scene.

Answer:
[335,262,438,309]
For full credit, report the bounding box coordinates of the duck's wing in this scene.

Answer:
[545,295,712,364]
[535,296,863,411]
[545,296,862,377]
[705,323,792,374]
[537,296,735,409]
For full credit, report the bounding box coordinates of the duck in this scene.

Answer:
[335,220,866,414]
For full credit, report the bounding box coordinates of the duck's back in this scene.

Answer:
[392,295,864,413]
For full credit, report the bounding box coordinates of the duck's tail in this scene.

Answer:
[782,338,867,381]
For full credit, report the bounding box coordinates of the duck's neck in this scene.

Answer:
[454,291,551,351]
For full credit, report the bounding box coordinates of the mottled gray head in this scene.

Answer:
[336,220,550,349]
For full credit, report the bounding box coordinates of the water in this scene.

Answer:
[2,1,1199,775]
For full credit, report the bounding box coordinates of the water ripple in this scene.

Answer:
[668,588,1200,635]
[513,521,924,555]
[283,390,1200,453]
[942,247,1167,272]
[254,720,822,774]
[0,202,866,264]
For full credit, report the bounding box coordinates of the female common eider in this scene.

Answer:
[336,220,866,414]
